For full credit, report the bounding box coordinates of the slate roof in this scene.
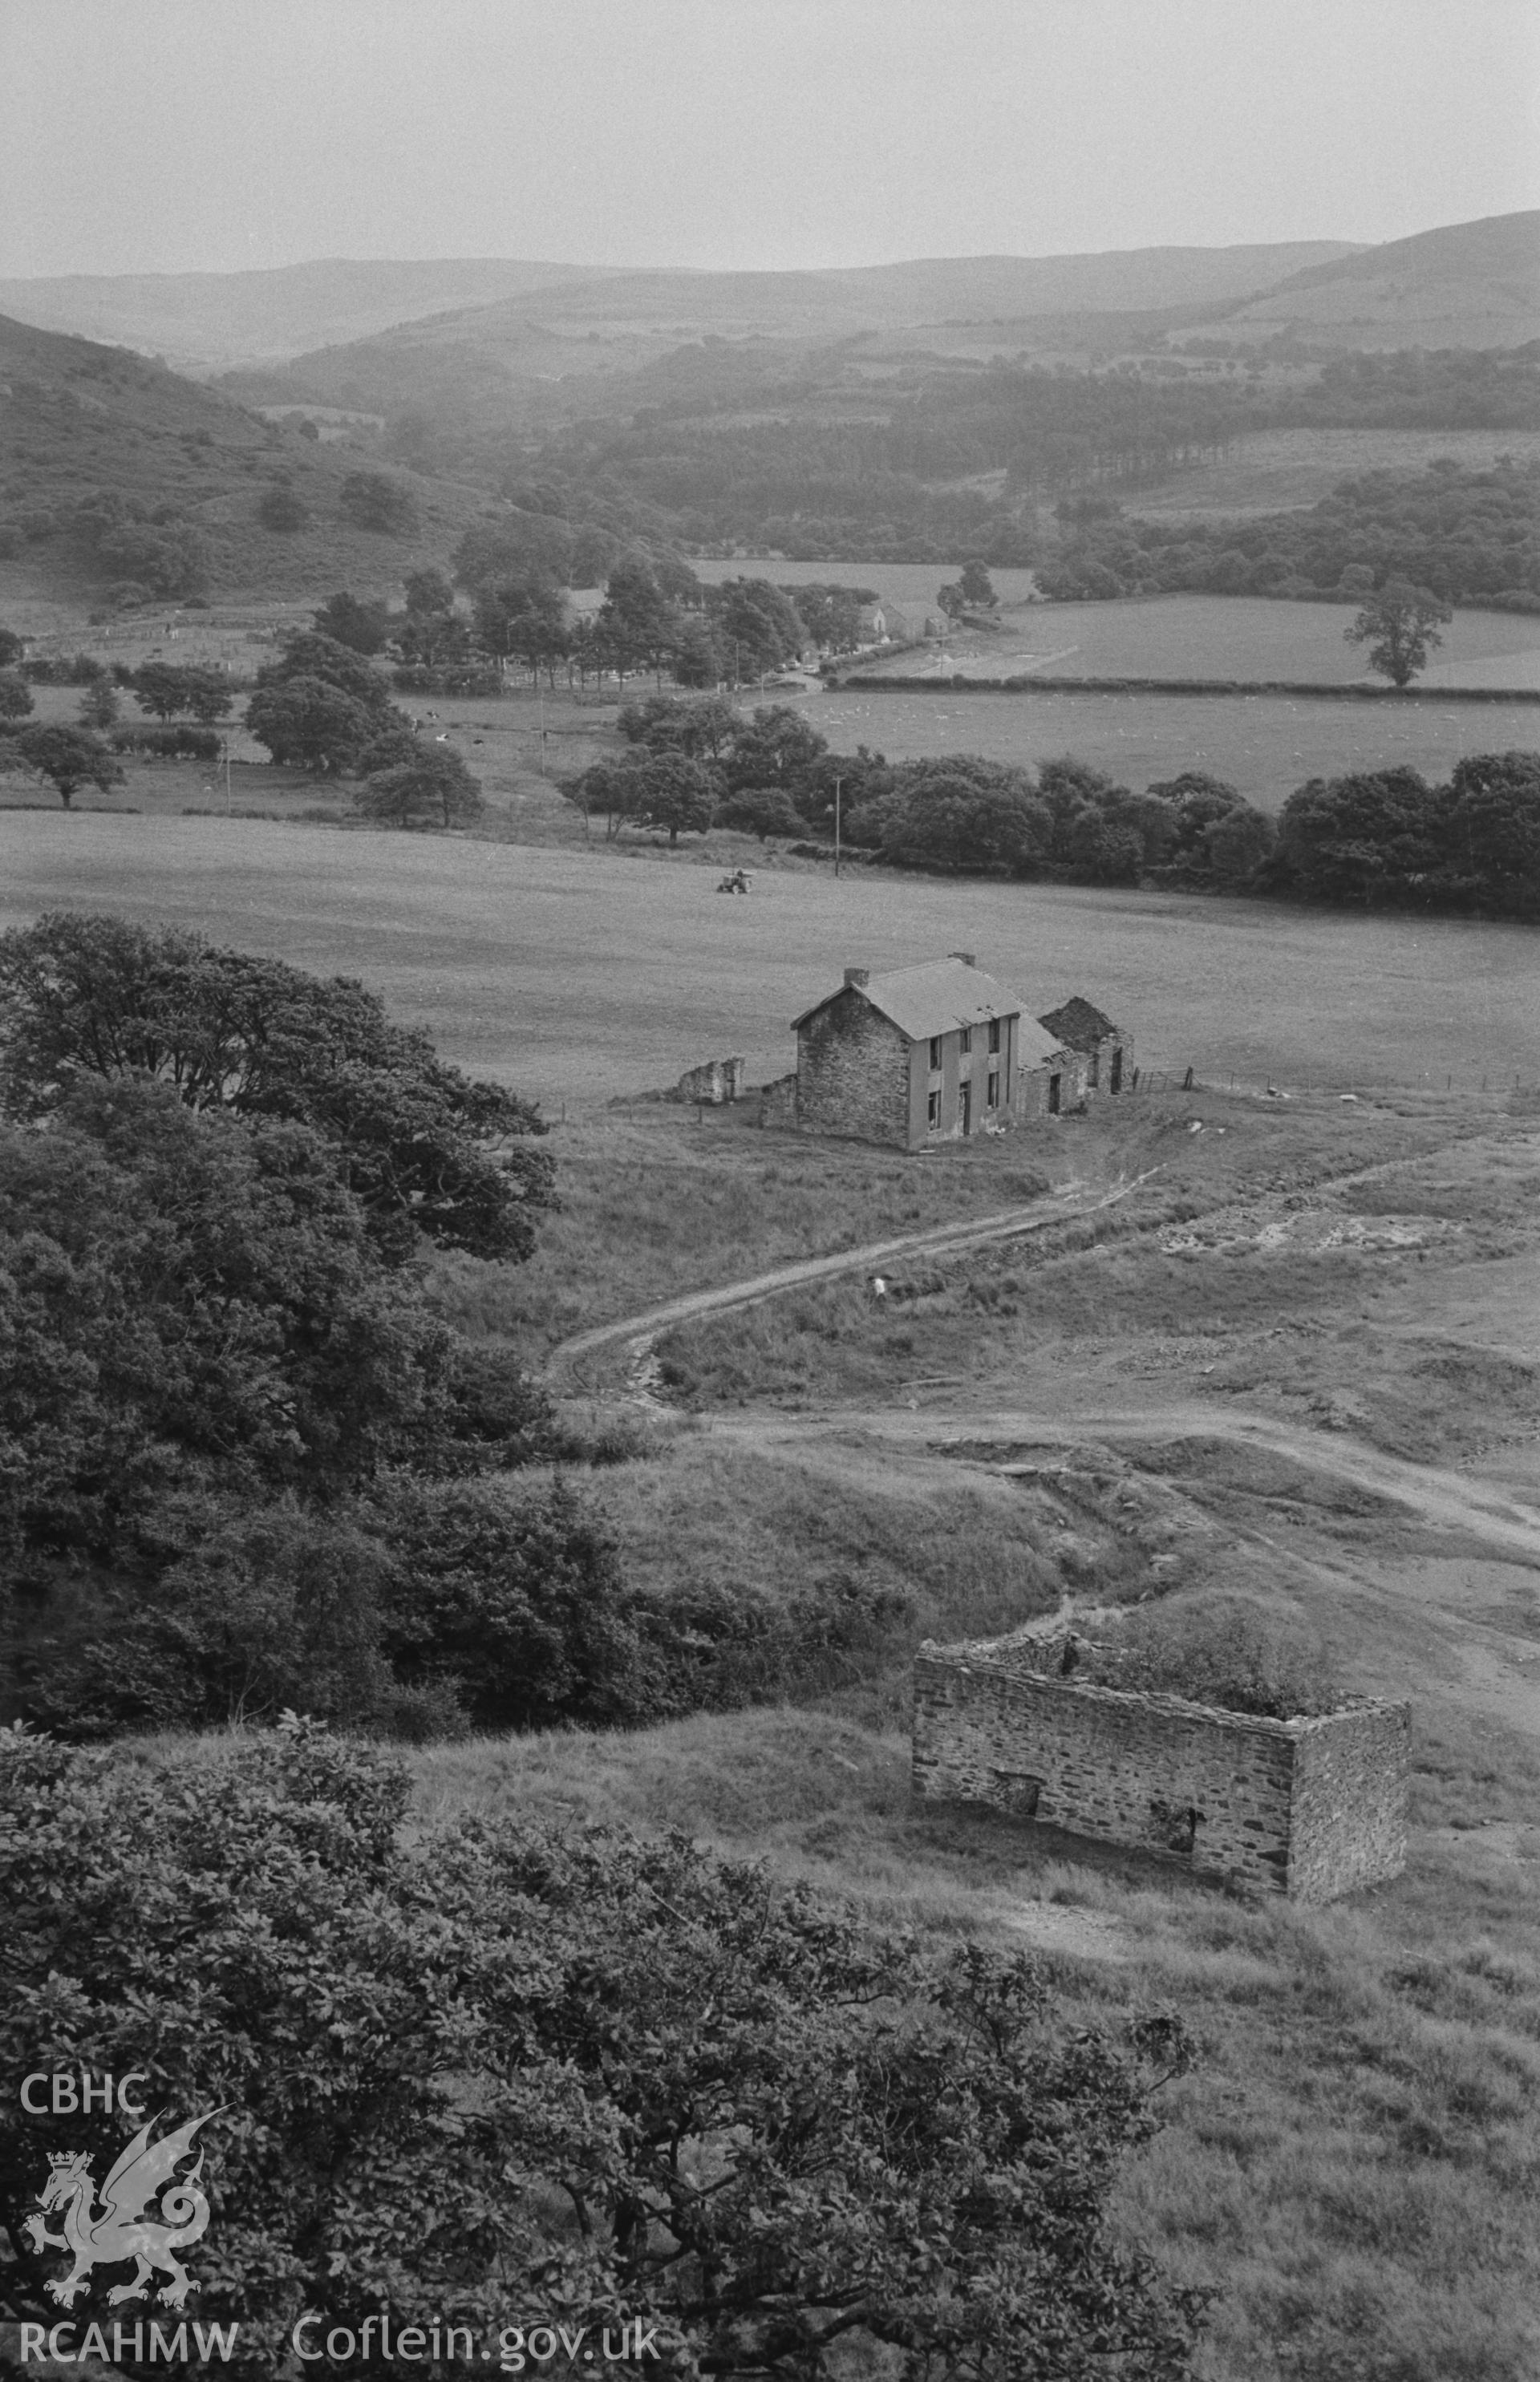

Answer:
[795,960,1072,1067]
[1037,997,1120,1053]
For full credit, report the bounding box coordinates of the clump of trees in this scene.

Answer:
[0,918,584,1739]
[1040,458,1540,613]
[0,1720,1209,2376]
[1268,749,1540,916]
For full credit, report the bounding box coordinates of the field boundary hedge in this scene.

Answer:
[833,674,1540,703]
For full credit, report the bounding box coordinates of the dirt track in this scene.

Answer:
[545,1172,1157,1387]
[710,1404,1540,1569]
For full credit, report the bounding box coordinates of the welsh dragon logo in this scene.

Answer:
[25,2109,220,2310]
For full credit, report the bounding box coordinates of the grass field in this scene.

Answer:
[870,592,1540,688]
[2,812,1536,1104]
[1130,425,1540,521]
[818,678,1540,805]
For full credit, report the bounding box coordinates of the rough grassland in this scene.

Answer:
[2,813,1535,1107]
[1129,425,1540,521]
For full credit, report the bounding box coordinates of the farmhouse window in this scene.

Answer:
[959,1026,972,1054]
[986,1069,999,1109]
[927,1089,941,1130]
[928,1036,942,1070]
[1088,1048,1100,1088]
[987,1019,1001,1054]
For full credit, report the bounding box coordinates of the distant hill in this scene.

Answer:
[0,240,1358,387]
[1228,211,1540,350]
[0,312,496,607]
[217,239,1360,419]
[0,259,622,375]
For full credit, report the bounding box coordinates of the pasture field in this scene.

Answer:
[877,592,1540,688]
[1,812,1535,1105]
[688,556,1043,607]
[817,679,1540,806]
[1130,424,1540,521]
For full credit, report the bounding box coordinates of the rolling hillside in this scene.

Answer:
[1230,210,1540,350]
[0,259,622,376]
[0,310,499,608]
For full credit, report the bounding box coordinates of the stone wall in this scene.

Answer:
[912,1639,1408,1902]
[794,991,912,1147]
[679,1056,746,1104]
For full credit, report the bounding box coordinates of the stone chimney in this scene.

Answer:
[950,950,976,967]
[844,967,869,988]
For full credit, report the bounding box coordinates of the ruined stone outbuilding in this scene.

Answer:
[777,954,1075,1151]
[1036,997,1132,1099]
[913,1627,1408,1902]
[678,1056,747,1105]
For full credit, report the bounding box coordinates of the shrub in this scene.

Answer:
[109,723,220,760]
[256,484,309,532]
[0,1720,1206,2376]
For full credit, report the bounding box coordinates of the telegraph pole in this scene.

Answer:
[833,774,843,878]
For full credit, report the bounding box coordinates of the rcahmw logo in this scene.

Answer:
[17,2072,237,2364]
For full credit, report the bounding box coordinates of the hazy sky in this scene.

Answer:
[2,0,1538,281]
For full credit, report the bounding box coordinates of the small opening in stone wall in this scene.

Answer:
[991,1770,1043,1818]
[1149,1797,1203,1855]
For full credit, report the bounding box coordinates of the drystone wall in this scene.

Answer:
[912,1639,1408,1902]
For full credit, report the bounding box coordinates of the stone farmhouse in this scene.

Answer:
[765,954,1076,1150]
[914,1625,1408,1902]
[1037,996,1133,1097]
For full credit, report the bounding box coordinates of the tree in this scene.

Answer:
[1440,749,1540,910]
[708,577,805,679]
[256,485,309,531]
[253,630,395,715]
[379,1476,652,1730]
[0,626,23,667]
[564,756,649,841]
[619,692,740,760]
[132,662,193,719]
[0,667,34,722]
[715,785,806,841]
[13,726,121,809]
[245,675,376,773]
[0,1722,1208,2378]
[958,557,998,607]
[0,1079,457,1566]
[356,745,485,830]
[598,556,679,685]
[628,752,719,844]
[338,472,418,534]
[76,681,118,731]
[1272,768,1444,905]
[473,578,569,683]
[879,760,1049,874]
[723,703,828,795]
[0,914,555,1266]
[1344,580,1453,687]
[312,591,391,655]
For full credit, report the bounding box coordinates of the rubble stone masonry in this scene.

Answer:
[913,1639,1408,1901]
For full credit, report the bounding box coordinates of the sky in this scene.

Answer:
[2,0,1538,282]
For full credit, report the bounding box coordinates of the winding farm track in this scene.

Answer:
[547,1119,1540,1570]
[545,1173,1158,1389]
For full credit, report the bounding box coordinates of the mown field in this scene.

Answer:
[818,679,1540,806]
[2,812,1535,1105]
[874,592,1540,687]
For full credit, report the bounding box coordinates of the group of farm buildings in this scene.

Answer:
[709,954,1131,1149]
